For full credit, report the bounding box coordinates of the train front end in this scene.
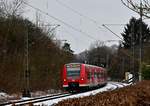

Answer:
[62,63,86,92]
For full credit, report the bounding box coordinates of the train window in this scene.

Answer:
[98,73,102,78]
[97,73,100,78]
[87,72,90,79]
[66,67,80,78]
[102,72,104,77]
[94,72,97,78]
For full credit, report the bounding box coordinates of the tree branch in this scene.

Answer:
[0,0,25,17]
[121,0,150,18]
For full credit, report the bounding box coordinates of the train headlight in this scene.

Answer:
[64,79,66,82]
[81,78,84,81]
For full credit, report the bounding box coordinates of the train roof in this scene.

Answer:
[65,63,105,69]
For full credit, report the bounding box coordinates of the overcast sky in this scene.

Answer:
[24,0,149,54]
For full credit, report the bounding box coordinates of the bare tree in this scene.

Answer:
[89,40,105,49]
[0,0,26,17]
[121,0,150,18]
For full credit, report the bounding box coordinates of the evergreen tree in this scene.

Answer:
[121,17,150,48]
[62,42,74,54]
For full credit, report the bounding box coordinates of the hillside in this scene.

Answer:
[0,16,74,93]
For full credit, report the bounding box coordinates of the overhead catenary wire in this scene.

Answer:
[55,0,103,29]
[61,28,88,46]
[60,29,81,50]
[102,24,126,26]
[55,0,127,41]
[23,1,96,40]
[102,24,123,41]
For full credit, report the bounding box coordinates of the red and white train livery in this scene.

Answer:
[62,63,107,91]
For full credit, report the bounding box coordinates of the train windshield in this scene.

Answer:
[66,64,80,78]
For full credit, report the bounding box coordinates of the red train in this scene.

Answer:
[62,63,107,92]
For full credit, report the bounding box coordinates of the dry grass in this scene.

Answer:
[56,80,150,106]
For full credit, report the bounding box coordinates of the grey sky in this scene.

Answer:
[24,0,149,53]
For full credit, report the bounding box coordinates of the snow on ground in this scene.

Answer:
[0,92,9,98]
[0,92,22,105]
[0,92,18,104]
[35,82,129,106]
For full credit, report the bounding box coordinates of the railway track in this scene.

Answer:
[0,92,71,106]
[0,82,127,106]
[109,82,126,89]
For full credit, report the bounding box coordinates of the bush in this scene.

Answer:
[142,64,150,80]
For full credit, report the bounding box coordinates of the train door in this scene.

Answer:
[102,69,105,83]
[97,69,100,84]
[91,68,95,86]
[89,68,92,86]
[99,69,103,84]
[94,69,98,86]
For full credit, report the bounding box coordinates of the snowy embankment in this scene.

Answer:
[35,82,129,106]
[0,92,20,103]
[0,92,9,102]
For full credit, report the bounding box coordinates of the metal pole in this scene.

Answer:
[131,21,135,82]
[122,57,125,75]
[26,26,30,96]
[106,54,109,69]
[139,2,143,81]
[23,24,31,97]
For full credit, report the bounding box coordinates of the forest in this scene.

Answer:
[0,0,150,94]
[0,0,74,93]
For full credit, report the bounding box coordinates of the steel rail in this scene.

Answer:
[0,92,70,106]
[12,93,72,106]
[108,82,126,89]
[1,82,126,106]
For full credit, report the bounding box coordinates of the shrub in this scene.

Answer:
[142,64,150,80]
